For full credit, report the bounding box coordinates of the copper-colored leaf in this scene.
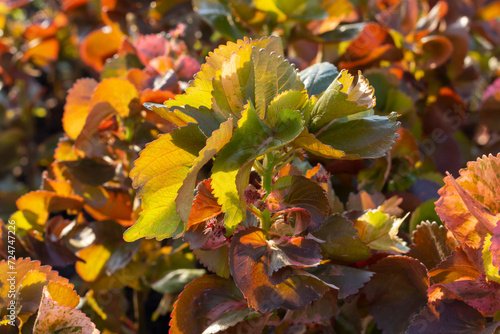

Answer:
[170,275,251,334]
[408,221,458,270]
[407,299,487,334]
[363,256,429,334]
[229,227,329,311]
[435,154,500,257]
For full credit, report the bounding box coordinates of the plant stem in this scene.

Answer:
[262,153,275,194]
[261,209,271,232]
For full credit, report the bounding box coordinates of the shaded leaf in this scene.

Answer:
[194,246,230,278]
[193,0,246,41]
[408,221,458,270]
[407,299,486,334]
[170,275,251,334]
[282,290,338,325]
[299,62,339,96]
[282,175,330,233]
[363,256,429,334]
[315,111,400,159]
[312,215,371,263]
[152,269,206,294]
[309,265,373,299]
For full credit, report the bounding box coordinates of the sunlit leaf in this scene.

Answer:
[429,248,480,284]
[0,258,69,322]
[21,38,59,67]
[33,285,99,334]
[62,78,98,140]
[186,179,222,227]
[15,190,84,225]
[309,70,376,132]
[292,128,346,159]
[170,275,252,334]
[312,214,371,262]
[363,256,429,334]
[89,78,139,117]
[80,27,123,72]
[354,210,409,253]
[435,154,500,256]
[125,124,206,241]
[211,102,302,231]
[484,234,500,284]
[176,119,233,223]
[229,227,331,311]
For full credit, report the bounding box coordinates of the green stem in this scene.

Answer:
[262,153,275,194]
[274,150,298,175]
[261,209,271,232]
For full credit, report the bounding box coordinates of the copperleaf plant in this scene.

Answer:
[124,36,400,332]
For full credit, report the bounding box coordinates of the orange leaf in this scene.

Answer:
[83,190,133,226]
[80,27,123,72]
[21,38,60,67]
[46,281,80,308]
[63,78,99,140]
[89,78,139,117]
[16,190,84,225]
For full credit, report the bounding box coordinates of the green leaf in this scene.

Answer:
[483,234,500,283]
[211,44,304,120]
[308,265,373,299]
[354,210,409,253]
[162,36,284,123]
[292,128,346,159]
[193,0,246,41]
[211,102,302,231]
[124,124,206,241]
[309,70,376,132]
[151,269,206,294]
[312,214,371,263]
[176,119,233,223]
[266,90,309,127]
[299,62,339,96]
[170,275,252,334]
[315,112,400,159]
[194,246,230,278]
[101,54,143,79]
